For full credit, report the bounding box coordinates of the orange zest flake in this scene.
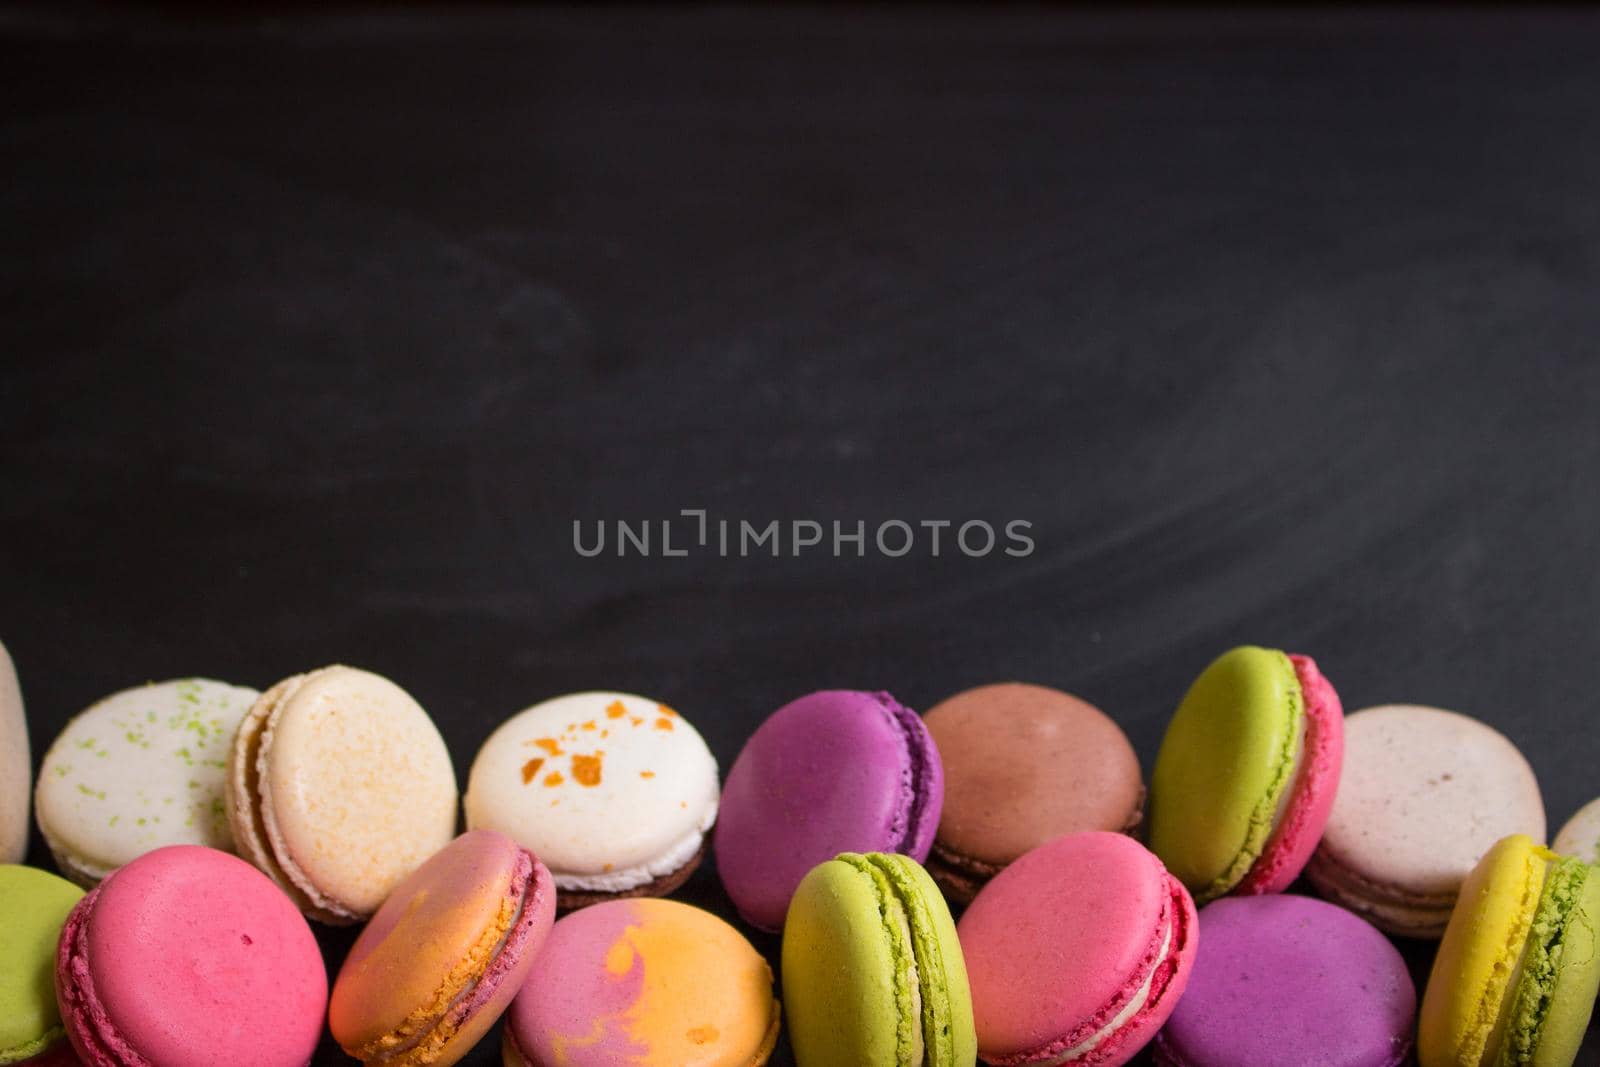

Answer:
[606,700,628,719]
[630,717,643,727]
[654,717,675,731]
[581,720,597,731]
[572,752,604,787]
[521,758,545,785]
[639,770,656,779]
[657,704,678,718]
[543,771,565,787]
[530,738,564,756]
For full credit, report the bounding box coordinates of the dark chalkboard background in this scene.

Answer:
[4,6,1599,1065]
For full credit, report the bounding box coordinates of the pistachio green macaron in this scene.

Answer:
[783,852,976,1067]
[0,865,85,1064]
[1148,645,1345,904]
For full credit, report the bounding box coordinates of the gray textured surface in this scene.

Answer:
[4,8,1599,1065]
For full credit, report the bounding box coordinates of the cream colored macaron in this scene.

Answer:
[465,691,719,908]
[0,641,27,864]
[36,677,258,886]
[226,665,458,925]
[1305,704,1545,938]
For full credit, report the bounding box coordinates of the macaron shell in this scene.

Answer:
[1552,796,1600,863]
[330,830,556,1065]
[463,691,719,894]
[35,678,257,885]
[1153,895,1414,1067]
[783,854,975,1067]
[783,857,911,1066]
[0,642,28,865]
[960,832,1197,1066]
[716,690,942,930]
[1307,705,1545,938]
[1148,646,1303,902]
[1234,654,1343,894]
[875,854,976,1067]
[925,682,1143,868]
[0,866,84,1064]
[56,845,326,1067]
[1524,859,1600,1067]
[504,898,778,1067]
[1418,834,1544,1067]
[239,666,458,920]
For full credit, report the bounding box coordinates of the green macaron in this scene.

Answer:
[783,852,976,1067]
[0,865,85,1065]
[1147,644,1347,904]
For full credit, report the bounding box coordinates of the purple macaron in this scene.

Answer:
[1154,894,1416,1067]
[715,689,943,931]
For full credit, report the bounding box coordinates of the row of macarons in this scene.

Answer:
[1,640,1598,1066]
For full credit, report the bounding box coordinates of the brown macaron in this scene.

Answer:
[923,682,1144,903]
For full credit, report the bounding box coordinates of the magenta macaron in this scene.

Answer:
[715,689,943,931]
[1154,895,1415,1067]
[55,845,327,1067]
[959,832,1198,1067]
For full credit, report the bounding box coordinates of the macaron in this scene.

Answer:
[55,844,327,1066]
[501,897,780,1067]
[1147,645,1344,904]
[1305,704,1546,938]
[959,832,1198,1067]
[1418,834,1600,1067]
[0,866,84,1066]
[1552,796,1600,863]
[783,852,976,1067]
[0,641,28,864]
[716,689,944,931]
[226,664,458,924]
[923,682,1142,904]
[330,829,556,1067]
[464,691,718,909]
[35,677,259,887]
[1153,895,1416,1067]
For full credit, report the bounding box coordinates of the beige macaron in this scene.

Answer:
[1305,703,1545,938]
[226,665,458,924]
[0,640,27,864]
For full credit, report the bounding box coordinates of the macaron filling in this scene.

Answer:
[1194,651,1304,903]
[1493,855,1588,1066]
[989,872,1194,1067]
[344,849,546,1066]
[1047,923,1172,1066]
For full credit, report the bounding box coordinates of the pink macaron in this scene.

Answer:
[55,845,327,1067]
[329,830,556,1066]
[958,832,1198,1067]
